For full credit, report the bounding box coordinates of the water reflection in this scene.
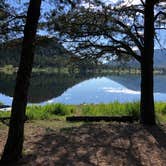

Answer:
[43,77,140,104]
[0,73,95,105]
[0,73,166,105]
[108,75,166,93]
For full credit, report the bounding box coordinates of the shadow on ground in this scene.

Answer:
[145,125,166,151]
[17,123,166,166]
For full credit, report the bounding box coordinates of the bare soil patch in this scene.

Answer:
[0,121,166,166]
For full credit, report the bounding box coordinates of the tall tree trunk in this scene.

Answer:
[140,0,155,125]
[0,0,41,164]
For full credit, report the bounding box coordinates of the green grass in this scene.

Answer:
[0,102,166,123]
[0,110,10,118]
[26,103,76,120]
[0,101,10,118]
[155,102,166,123]
[81,102,140,118]
[25,102,142,121]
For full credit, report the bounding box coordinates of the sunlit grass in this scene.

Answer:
[25,102,141,120]
[26,103,76,120]
[155,102,166,123]
[0,110,10,118]
[81,102,139,118]
[0,102,166,123]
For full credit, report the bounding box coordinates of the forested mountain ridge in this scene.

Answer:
[0,36,72,68]
[0,36,102,74]
[109,49,166,69]
[1,37,165,71]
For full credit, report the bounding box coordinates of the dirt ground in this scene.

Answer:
[0,121,166,166]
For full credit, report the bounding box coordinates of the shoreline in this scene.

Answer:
[0,66,166,75]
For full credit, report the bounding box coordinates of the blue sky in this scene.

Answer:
[5,0,166,49]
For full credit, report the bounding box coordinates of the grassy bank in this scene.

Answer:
[0,102,166,123]
[1,65,165,75]
[25,102,140,120]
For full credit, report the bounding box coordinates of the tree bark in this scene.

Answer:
[0,0,41,164]
[140,0,156,125]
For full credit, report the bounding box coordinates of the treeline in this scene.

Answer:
[0,36,70,68]
[0,36,104,74]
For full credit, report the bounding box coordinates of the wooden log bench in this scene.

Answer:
[66,116,138,123]
[0,116,28,126]
[0,117,10,126]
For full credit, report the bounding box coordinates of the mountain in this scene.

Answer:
[109,49,166,69]
[154,49,166,68]
[0,36,72,68]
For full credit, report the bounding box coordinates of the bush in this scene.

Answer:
[46,104,70,116]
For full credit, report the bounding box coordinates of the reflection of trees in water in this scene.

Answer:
[0,73,165,103]
[0,73,95,103]
[0,73,16,96]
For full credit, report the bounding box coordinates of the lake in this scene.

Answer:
[0,73,166,105]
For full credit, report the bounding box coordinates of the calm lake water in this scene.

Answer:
[0,73,166,105]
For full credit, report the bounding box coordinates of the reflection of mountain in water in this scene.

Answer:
[107,75,166,93]
[1,73,165,104]
[0,73,94,103]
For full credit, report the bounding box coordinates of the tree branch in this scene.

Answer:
[154,11,166,21]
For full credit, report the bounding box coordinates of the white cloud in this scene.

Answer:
[103,87,140,94]
[124,0,142,5]
[102,0,142,6]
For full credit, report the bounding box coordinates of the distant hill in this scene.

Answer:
[108,49,166,69]
[0,36,72,68]
[0,36,103,74]
[154,49,166,68]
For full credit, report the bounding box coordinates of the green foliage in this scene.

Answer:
[26,105,47,120]
[0,110,10,118]
[0,36,71,69]
[26,103,75,120]
[126,102,140,119]
[155,102,166,114]
[81,102,140,118]
[43,104,71,116]
[155,102,166,123]
[26,102,140,120]
[0,102,166,123]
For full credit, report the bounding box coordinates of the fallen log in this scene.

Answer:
[0,116,28,126]
[0,117,10,126]
[0,117,10,120]
[66,116,138,123]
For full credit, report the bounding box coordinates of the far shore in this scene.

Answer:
[0,65,166,75]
